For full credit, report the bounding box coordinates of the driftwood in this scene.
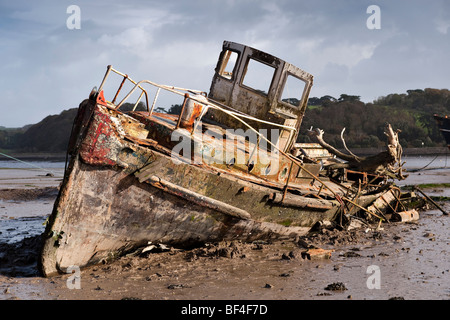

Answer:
[307,123,406,180]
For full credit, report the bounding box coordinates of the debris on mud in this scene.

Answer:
[167,284,190,289]
[184,241,248,261]
[324,282,348,291]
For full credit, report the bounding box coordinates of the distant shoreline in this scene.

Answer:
[352,147,449,156]
[0,147,448,162]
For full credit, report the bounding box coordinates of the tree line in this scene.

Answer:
[298,88,450,148]
[0,89,449,153]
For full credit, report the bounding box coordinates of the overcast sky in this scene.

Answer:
[0,0,449,127]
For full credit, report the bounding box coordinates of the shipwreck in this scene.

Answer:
[39,41,412,276]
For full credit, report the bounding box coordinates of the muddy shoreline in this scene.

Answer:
[0,169,449,301]
[1,205,449,301]
[41,210,448,300]
[0,208,448,300]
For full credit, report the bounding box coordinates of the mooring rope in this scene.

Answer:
[0,151,58,176]
[408,154,441,172]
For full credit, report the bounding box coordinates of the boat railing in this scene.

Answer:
[98,65,207,114]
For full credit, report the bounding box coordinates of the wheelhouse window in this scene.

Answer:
[241,58,275,95]
[280,73,307,107]
[218,50,238,80]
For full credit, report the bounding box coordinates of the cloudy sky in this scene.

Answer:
[0,0,449,127]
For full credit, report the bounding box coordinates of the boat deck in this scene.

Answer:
[122,110,350,199]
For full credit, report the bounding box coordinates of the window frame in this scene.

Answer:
[278,72,308,108]
[217,49,240,81]
[239,57,277,97]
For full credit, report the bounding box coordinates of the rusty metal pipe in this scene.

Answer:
[342,196,383,220]
[132,90,145,111]
[281,161,295,202]
[144,91,149,112]
[149,88,161,117]
[415,187,448,215]
[112,74,128,105]
[107,67,150,108]
[176,93,190,129]
[117,80,186,109]
[98,65,113,93]
[191,103,210,135]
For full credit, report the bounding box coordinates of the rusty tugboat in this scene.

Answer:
[39,41,414,276]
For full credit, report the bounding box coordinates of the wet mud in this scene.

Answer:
[0,187,58,202]
[37,207,446,301]
[0,169,449,300]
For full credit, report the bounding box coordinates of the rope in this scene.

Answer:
[0,151,58,176]
[408,154,439,172]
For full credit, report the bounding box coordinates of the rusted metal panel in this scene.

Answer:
[179,95,208,130]
[78,109,118,166]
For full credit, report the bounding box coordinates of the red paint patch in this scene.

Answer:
[79,107,118,166]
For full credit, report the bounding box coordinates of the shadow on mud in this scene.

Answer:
[0,235,42,277]
[0,187,58,278]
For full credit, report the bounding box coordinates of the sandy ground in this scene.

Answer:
[0,168,448,303]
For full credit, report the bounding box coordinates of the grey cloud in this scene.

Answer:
[0,0,448,127]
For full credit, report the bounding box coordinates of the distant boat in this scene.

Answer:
[434,114,450,150]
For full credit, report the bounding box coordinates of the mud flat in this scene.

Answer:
[18,206,446,301]
[0,168,64,190]
[0,168,448,301]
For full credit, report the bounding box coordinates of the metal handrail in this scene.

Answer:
[98,65,150,112]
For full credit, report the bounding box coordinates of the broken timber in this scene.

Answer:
[414,187,448,216]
